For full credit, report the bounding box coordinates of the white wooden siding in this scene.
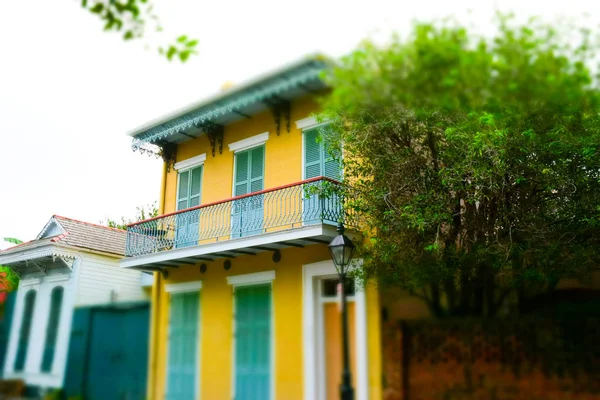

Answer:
[75,253,147,306]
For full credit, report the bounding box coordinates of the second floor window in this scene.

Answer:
[177,166,203,211]
[304,127,341,181]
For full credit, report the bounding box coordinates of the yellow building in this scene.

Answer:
[121,55,382,400]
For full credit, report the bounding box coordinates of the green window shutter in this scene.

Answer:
[234,151,250,196]
[234,284,271,400]
[177,170,190,211]
[166,291,199,400]
[304,129,322,179]
[41,287,64,372]
[249,146,264,193]
[14,289,37,372]
[324,154,341,181]
[189,166,203,208]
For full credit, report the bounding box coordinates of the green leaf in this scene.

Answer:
[166,46,177,61]
[176,35,188,43]
[90,3,104,13]
[124,30,134,40]
[179,50,190,62]
[3,238,22,245]
[186,39,199,48]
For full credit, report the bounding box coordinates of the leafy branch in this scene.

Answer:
[81,0,198,62]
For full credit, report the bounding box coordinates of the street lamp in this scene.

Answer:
[328,222,356,400]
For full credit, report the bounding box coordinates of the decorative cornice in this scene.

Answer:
[130,59,327,144]
[295,116,330,131]
[227,270,275,286]
[165,280,203,293]
[174,154,207,171]
[228,132,269,153]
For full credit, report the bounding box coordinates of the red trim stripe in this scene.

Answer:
[127,176,341,227]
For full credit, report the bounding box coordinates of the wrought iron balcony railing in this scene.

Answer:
[125,177,351,257]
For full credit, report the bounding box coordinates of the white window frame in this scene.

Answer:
[302,260,368,400]
[228,132,269,153]
[227,271,275,400]
[174,154,207,172]
[175,163,205,212]
[164,281,202,399]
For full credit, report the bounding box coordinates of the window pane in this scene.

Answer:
[321,278,355,298]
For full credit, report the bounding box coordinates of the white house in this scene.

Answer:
[0,215,149,391]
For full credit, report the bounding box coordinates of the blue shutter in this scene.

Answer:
[304,126,342,224]
[232,147,264,237]
[189,166,202,208]
[234,284,271,400]
[177,170,190,211]
[41,286,64,372]
[234,151,250,197]
[14,289,36,371]
[304,129,322,179]
[304,129,323,223]
[166,291,199,400]
[176,166,202,248]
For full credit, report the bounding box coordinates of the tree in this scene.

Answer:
[0,238,23,301]
[320,15,600,317]
[102,201,159,230]
[81,0,198,62]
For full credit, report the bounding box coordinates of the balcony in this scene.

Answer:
[122,177,357,270]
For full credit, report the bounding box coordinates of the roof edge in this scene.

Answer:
[126,53,332,138]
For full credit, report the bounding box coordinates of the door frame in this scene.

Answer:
[302,260,368,400]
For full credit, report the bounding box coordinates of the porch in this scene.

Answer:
[121,177,358,271]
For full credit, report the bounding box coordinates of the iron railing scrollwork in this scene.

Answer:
[125,177,354,257]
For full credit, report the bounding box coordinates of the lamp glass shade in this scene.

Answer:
[328,235,356,268]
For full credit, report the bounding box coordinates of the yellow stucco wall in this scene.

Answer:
[149,94,383,399]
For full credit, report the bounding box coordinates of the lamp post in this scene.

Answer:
[328,222,356,400]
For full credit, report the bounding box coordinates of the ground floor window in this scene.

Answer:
[14,289,36,372]
[234,283,272,400]
[166,291,200,400]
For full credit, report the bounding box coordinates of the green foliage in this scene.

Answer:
[321,14,600,317]
[81,0,198,62]
[1,238,22,291]
[159,35,199,62]
[3,237,22,245]
[102,201,159,230]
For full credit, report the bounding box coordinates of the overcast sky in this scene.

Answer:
[0,0,596,248]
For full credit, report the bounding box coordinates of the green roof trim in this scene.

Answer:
[133,57,329,144]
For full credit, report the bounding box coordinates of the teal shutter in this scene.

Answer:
[14,289,36,371]
[189,166,202,207]
[177,170,190,211]
[176,166,202,248]
[303,127,342,224]
[234,284,271,400]
[166,291,199,400]
[232,146,264,237]
[234,151,250,196]
[304,129,322,179]
[41,286,64,372]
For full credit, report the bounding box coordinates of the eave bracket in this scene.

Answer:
[197,122,225,157]
[265,98,291,135]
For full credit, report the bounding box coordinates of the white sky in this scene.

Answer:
[0,0,596,248]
